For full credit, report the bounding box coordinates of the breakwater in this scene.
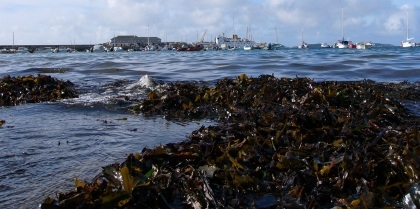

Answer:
[0,44,93,52]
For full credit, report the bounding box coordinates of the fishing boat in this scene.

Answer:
[401,10,415,47]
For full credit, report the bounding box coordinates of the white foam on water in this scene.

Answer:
[126,74,157,90]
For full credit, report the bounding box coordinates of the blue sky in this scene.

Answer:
[0,0,419,46]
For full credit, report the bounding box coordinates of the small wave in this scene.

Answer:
[126,74,158,90]
[23,67,71,74]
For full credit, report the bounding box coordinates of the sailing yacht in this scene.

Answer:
[335,7,354,49]
[298,28,308,49]
[401,10,415,47]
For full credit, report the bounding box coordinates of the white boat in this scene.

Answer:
[216,16,255,50]
[297,28,308,49]
[52,47,74,53]
[35,47,54,53]
[113,46,123,52]
[356,42,374,49]
[91,44,106,52]
[243,44,253,50]
[335,39,352,48]
[401,10,415,47]
[335,7,355,49]
[320,43,331,48]
[216,34,256,50]
[298,42,308,49]
[0,48,16,54]
[16,47,29,53]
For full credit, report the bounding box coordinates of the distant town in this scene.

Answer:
[0,33,416,54]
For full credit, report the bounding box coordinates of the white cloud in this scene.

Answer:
[0,0,419,46]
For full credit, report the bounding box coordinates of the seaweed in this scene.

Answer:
[0,74,78,106]
[41,74,420,208]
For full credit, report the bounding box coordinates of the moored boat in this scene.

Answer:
[356,41,374,49]
[113,46,124,52]
[243,44,254,50]
[216,34,256,50]
[335,6,355,49]
[320,43,331,48]
[402,10,415,47]
[176,44,203,51]
[298,42,308,49]
[297,28,308,49]
[91,44,106,52]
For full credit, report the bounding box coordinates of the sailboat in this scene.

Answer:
[243,27,254,50]
[298,27,308,49]
[401,10,415,47]
[265,26,283,50]
[335,6,355,48]
[228,15,240,50]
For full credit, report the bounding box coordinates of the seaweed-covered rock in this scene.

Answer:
[0,74,78,106]
[42,74,420,208]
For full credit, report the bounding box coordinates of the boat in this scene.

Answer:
[216,15,255,50]
[216,34,255,50]
[243,44,253,50]
[356,42,374,49]
[176,44,203,51]
[297,28,308,49]
[0,48,16,54]
[298,42,308,49]
[35,47,54,53]
[113,46,123,52]
[91,44,106,52]
[320,43,331,48]
[52,47,74,53]
[335,7,354,49]
[264,43,283,50]
[15,47,29,53]
[401,10,415,47]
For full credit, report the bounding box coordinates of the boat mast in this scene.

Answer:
[301,27,304,44]
[275,25,279,44]
[233,14,236,48]
[341,6,344,41]
[406,10,409,41]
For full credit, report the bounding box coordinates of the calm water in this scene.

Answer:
[0,47,420,208]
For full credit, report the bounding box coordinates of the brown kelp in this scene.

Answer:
[41,74,419,208]
[0,74,78,106]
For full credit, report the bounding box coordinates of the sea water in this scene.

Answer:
[0,48,419,208]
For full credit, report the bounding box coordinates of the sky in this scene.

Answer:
[0,0,419,47]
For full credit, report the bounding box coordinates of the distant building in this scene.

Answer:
[108,35,161,47]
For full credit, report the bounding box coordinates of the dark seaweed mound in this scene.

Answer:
[42,74,420,208]
[0,74,78,106]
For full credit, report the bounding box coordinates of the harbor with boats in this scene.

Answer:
[2,7,418,54]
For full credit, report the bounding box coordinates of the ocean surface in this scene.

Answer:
[0,47,419,208]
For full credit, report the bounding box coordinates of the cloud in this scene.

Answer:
[0,0,419,46]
